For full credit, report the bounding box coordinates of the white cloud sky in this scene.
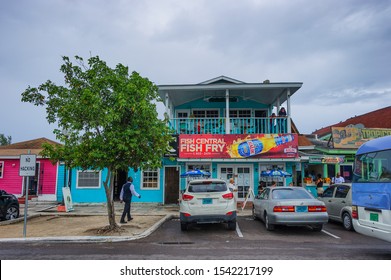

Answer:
[1,0,390,142]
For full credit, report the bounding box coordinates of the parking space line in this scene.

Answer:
[236,223,243,237]
[321,229,341,239]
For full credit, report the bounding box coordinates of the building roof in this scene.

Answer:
[158,76,303,107]
[312,106,391,137]
[0,137,61,157]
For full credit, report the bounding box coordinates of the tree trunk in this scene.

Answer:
[103,167,118,229]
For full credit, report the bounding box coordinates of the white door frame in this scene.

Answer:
[217,164,254,202]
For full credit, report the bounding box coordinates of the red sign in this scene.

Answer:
[179,134,298,159]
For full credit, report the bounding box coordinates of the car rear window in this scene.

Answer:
[188,182,227,193]
[272,188,313,199]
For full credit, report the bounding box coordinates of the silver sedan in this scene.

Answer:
[253,187,329,231]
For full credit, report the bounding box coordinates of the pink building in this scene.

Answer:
[0,138,61,201]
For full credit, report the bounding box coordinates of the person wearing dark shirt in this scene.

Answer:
[119,176,141,224]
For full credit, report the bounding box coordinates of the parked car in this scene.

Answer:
[179,179,237,231]
[317,183,353,231]
[0,189,20,221]
[253,186,328,231]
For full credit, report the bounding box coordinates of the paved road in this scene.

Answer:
[1,216,391,260]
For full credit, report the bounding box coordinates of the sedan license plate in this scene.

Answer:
[370,213,379,222]
[296,206,308,212]
[202,198,213,205]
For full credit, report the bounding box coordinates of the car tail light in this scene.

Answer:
[182,194,194,201]
[352,205,358,219]
[222,192,234,200]
[183,212,191,217]
[273,206,295,212]
[226,211,234,216]
[308,205,327,212]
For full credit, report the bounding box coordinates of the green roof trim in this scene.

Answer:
[315,147,357,154]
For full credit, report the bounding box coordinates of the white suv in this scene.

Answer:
[179,179,237,231]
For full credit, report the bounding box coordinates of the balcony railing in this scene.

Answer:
[170,117,289,134]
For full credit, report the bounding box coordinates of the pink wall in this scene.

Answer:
[0,158,57,196]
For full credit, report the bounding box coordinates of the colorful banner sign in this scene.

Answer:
[309,155,345,164]
[332,127,391,148]
[179,133,298,159]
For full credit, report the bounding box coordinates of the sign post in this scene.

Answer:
[19,153,36,238]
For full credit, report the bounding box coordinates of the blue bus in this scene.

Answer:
[352,135,391,242]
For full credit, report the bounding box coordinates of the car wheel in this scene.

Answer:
[228,221,236,230]
[180,222,188,231]
[342,212,353,231]
[5,205,19,220]
[252,206,258,220]
[312,225,323,232]
[264,213,275,231]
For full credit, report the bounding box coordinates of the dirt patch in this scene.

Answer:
[0,215,164,239]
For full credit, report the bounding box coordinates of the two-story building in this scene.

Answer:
[54,76,303,205]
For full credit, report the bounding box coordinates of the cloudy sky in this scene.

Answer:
[1,0,390,143]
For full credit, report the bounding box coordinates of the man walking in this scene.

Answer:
[120,176,141,224]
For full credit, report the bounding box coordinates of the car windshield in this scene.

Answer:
[188,182,227,193]
[272,188,313,200]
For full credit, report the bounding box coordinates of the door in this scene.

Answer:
[219,165,253,202]
[24,162,40,196]
[237,167,252,201]
[164,167,180,204]
[114,170,128,201]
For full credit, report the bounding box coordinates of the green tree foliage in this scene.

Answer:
[0,134,12,146]
[21,56,173,229]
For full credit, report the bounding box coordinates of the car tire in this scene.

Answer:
[264,213,275,231]
[252,206,258,220]
[5,205,19,220]
[227,221,236,230]
[342,212,354,231]
[180,222,188,231]
[312,225,323,232]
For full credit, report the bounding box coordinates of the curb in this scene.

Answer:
[0,214,175,243]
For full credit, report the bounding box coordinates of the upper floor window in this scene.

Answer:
[77,170,101,188]
[141,168,160,189]
[229,109,251,118]
[192,110,219,118]
[0,161,3,178]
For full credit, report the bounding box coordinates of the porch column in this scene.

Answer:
[165,92,170,117]
[287,88,291,133]
[225,89,230,134]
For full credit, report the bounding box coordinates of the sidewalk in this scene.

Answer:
[0,201,252,243]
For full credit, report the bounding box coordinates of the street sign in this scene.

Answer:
[19,154,37,176]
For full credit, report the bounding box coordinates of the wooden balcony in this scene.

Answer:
[169,117,289,135]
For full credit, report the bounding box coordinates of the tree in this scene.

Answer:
[0,134,12,146]
[21,55,173,230]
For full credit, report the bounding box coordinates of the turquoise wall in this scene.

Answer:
[175,98,268,112]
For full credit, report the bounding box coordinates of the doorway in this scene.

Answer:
[164,167,180,204]
[219,165,253,202]
[114,170,128,201]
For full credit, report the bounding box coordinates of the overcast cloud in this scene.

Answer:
[1,0,391,143]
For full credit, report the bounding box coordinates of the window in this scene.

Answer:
[0,161,3,178]
[187,164,211,172]
[322,187,334,198]
[229,109,251,118]
[141,168,160,189]
[353,150,391,182]
[192,110,219,118]
[77,170,101,188]
[335,185,350,198]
